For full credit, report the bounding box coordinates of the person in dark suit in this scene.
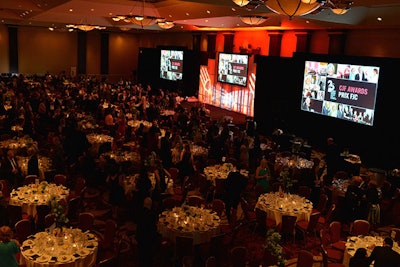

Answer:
[223,171,247,223]
[325,137,342,185]
[136,197,160,267]
[367,237,400,267]
[1,149,23,187]
[27,146,39,177]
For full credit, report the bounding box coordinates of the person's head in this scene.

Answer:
[384,237,394,248]
[353,247,367,259]
[260,158,268,168]
[6,149,15,159]
[0,225,14,242]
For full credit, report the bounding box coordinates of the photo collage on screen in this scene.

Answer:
[160,50,184,81]
[301,60,379,126]
[217,53,249,87]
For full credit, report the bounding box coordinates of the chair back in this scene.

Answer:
[15,218,32,243]
[329,221,342,243]
[67,196,82,224]
[23,175,38,185]
[102,219,117,250]
[54,174,67,186]
[36,204,51,231]
[351,219,370,236]
[209,233,227,260]
[210,198,225,218]
[321,203,336,225]
[307,212,321,232]
[280,215,297,243]
[205,256,217,267]
[78,212,95,232]
[162,197,180,211]
[214,178,226,199]
[297,250,314,267]
[175,236,194,262]
[185,195,206,207]
[168,167,180,184]
[316,193,329,214]
[45,213,55,228]
[230,246,247,267]
[0,179,11,200]
[255,208,268,235]
[6,205,23,228]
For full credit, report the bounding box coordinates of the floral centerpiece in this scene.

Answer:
[221,162,234,172]
[264,229,286,267]
[38,181,48,194]
[48,195,69,228]
[277,167,297,193]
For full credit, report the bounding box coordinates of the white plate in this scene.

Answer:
[24,249,36,256]
[58,255,72,263]
[36,255,51,263]
[78,249,90,256]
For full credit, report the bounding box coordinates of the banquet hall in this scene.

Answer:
[1,1,400,266]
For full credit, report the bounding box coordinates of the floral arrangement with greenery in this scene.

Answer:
[264,229,286,267]
[47,195,69,228]
[277,167,297,193]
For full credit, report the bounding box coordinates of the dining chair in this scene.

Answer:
[313,193,329,214]
[95,219,118,252]
[255,208,276,236]
[23,175,38,185]
[391,227,400,244]
[213,178,227,200]
[175,236,194,266]
[328,221,346,252]
[67,196,82,226]
[209,198,225,218]
[255,184,266,198]
[185,195,206,207]
[161,196,181,211]
[53,173,67,186]
[350,219,370,236]
[230,246,247,267]
[6,205,30,229]
[198,173,213,200]
[317,203,336,230]
[15,218,33,243]
[0,179,11,202]
[320,245,346,267]
[239,196,257,224]
[78,212,95,232]
[277,215,297,244]
[295,211,321,247]
[35,204,51,231]
[44,213,55,228]
[296,249,315,267]
[319,229,344,263]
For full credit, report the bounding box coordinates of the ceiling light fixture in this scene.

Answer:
[66,24,105,31]
[329,0,353,15]
[264,0,321,19]
[157,21,175,29]
[112,0,169,28]
[232,0,250,7]
[240,15,268,25]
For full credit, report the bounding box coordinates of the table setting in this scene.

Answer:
[255,192,313,225]
[158,205,221,245]
[343,235,400,266]
[203,163,249,186]
[20,227,98,267]
[9,182,69,217]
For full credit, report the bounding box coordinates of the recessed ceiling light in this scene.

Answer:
[232,7,236,11]
[205,19,209,22]
[91,9,94,12]
[377,17,382,21]
[69,8,73,12]
[185,13,189,16]
[207,10,211,14]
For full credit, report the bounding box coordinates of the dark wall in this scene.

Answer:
[254,53,400,170]
[137,47,200,96]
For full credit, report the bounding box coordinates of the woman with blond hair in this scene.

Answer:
[0,225,20,267]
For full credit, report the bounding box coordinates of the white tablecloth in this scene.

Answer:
[9,183,69,217]
[255,192,313,225]
[158,205,220,245]
[20,228,98,267]
[203,163,248,186]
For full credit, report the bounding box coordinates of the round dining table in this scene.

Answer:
[343,235,400,266]
[158,205,221,245]
[255,192,314,225]
[20,227,98,267]
[203,163,249,186]
[9,182,69,217]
